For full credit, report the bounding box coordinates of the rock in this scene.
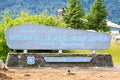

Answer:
[0,59,5,69]
[7,57,19,67]
[24,74,30,77]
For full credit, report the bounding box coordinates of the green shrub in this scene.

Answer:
[0,12,66,61]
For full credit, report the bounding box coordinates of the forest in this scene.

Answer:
[0,0,120,24]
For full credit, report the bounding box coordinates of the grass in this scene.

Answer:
[108,41,120,64]
[97,41,120,64]
[64,41,120,64]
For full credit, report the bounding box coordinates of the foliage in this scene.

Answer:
[63,0,85,29]
[85,0,110,32]
[0,12,66,61]
[0,0,120,25]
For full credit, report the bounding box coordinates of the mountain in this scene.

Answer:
[0,0,120,25]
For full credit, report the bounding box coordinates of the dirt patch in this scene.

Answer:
[0,67,120,80]
[0,68,12,80]
[0,73,12,80]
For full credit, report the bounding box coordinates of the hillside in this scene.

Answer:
[0,0,120,24]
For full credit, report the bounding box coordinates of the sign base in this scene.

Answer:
[5,53,113,68]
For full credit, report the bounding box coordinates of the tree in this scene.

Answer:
[86,0,110,32]
[63,0,85,29]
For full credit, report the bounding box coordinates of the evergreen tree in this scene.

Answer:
[63,0,84,29]
[86,0,110,32]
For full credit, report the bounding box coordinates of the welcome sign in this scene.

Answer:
[5,24,111,50]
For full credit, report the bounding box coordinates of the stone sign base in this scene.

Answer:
[5,53,113,68]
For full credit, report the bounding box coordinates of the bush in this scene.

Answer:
[0,12,66,61]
